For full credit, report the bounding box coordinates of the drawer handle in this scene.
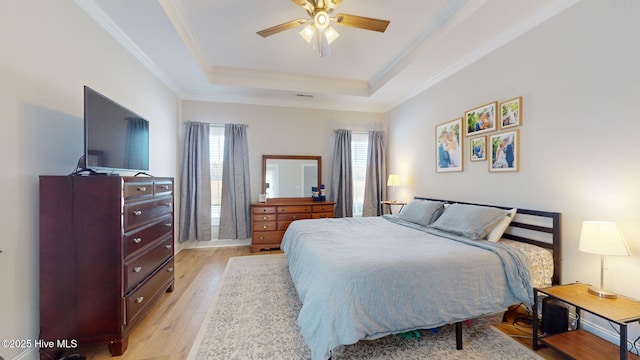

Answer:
[165,223,172,228]
[160,185,169,190]
[137,186,147,192]
[262,209,269,213]
[262,225,268,229]
[133,237,142,244]
[133,266,142,273]
[259,236,265,240]
[133,210,143,216]
[165,244,173,250]
[292,215,297,219]
[164,202,172,207]
[135,296,144,304]
[167,267,174,273]
[262,216,268,220]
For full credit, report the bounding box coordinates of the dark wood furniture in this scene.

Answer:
[533,283,640,360]
[250,199,335,253]
[39,176,175,358]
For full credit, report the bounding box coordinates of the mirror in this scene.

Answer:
[262,155,321,199]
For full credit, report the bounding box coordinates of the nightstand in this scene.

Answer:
[533,283,640,360]
[381,200,406,215]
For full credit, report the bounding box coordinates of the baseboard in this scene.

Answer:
[571,313,638,353]
[178,239,251,252]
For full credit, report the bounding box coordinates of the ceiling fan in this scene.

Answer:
[256,0,390,57]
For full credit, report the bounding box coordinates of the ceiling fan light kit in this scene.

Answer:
[257,0,390,57]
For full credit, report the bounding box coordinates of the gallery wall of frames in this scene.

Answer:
[435,96,522,173]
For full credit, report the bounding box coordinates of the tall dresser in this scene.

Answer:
[39,176,175,358]
[251,200,335,252]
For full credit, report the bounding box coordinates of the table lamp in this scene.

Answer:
[579,221,630,299]
[387,174,400,201]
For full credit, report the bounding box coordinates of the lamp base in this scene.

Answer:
[587,286,618,299]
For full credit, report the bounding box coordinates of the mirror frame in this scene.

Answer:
[262,155,322,199]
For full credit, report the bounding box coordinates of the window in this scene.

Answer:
[351,132,368,217]
[210,126,224,225]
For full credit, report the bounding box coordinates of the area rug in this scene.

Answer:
[188,254,542,360]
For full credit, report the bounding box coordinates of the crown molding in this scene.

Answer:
[158,0,211,77]
[209,66,370,97]
[74,0,181,94]
[181,92,387,113]
[369,0,472,94]
[389,0,581,110]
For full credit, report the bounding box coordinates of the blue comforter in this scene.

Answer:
[281,216,533,360]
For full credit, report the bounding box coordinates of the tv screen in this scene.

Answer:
[84,86,149,172]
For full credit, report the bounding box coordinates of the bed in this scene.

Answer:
[280,198,561,360]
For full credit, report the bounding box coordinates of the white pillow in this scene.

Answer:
[484,208,517,242]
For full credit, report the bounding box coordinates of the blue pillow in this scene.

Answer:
[429,203,510,240]
[396,200,445,227]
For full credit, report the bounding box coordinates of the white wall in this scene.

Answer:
[180,101,384,241]
[388,0,640,345]
[0,1,179,359]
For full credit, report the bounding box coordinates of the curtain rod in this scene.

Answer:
[333,130,372,134]
[183,121,248,127]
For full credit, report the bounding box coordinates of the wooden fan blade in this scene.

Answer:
[256,18,308,38]
[335,14,390,32]
[291,0,315,15]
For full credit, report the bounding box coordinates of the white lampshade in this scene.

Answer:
[579,221,630,256]
[299,24,315,44]
[324,26,340,44]
[387,174,400,187]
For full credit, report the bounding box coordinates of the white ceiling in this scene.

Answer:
[77,0,579,112]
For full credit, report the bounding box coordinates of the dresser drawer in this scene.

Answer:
[312,205,334,213]
[124,181,154,200]
[252,231,284,244]
[124,236,173,292]
[124,196,173,231]
[312,212,334,219]
[253,207,276,214]
[254,214,276,222]
[277,206,311,213]
[154,181,173,196]
[124,215,173,258]
[254,222,277,231]
[126,258,174,326]
[277,221,294,231]
[276,213,312,222]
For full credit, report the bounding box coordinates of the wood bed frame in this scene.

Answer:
[415,197,562,350]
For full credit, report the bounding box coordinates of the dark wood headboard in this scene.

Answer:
[415,197,562,285]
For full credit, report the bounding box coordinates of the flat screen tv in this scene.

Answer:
[84,86,149,173]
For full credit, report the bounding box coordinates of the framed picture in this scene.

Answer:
[489,130,519,172]
[465,101,497,136]
[470,136,486,161]
[500,96,522,129]
[436,118,463,173]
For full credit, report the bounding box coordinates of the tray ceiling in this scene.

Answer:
[78,0,578,112]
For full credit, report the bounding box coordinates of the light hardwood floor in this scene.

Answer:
[73,247,562,360]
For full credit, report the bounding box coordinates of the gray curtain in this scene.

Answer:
[330,129,353,218]
[362,131,387,217]
[179,122,211,242]
[219,124,251,239]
